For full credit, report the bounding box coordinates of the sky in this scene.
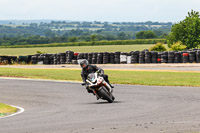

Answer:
[0,0,200,22]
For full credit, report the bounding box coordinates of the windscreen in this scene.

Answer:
[87,73,96,82]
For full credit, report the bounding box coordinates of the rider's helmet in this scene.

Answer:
[80,59,89,69]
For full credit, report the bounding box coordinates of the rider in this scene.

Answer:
[80,59,114,93]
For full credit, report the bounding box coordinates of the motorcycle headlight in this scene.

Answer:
[97,79,102,84]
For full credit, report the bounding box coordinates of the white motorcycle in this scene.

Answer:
[82,70,115,103]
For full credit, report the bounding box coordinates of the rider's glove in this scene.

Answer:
[98,70,104,75]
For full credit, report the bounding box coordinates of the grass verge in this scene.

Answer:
[0,68,200,87]
[0,103,17,116]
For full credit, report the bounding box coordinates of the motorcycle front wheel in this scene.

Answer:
[97,87,114,103]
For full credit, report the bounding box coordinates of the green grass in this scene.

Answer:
[0,103,17,114]
[0,68,200,87]
[0,44,161,56]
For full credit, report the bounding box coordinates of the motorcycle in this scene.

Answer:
[82,70,115,103]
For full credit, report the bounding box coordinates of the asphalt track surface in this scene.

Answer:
[0,78,200,133]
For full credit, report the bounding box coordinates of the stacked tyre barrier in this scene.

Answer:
[120,52,127,64]
[145,51,151,63]
[139,51,145,64]
[0,55,29,64]
[151,51,158,63]
[157,52,162,63]
[114,52,120,64]
[0,56,18,64]
[97,53,103,64]
[131,51,139,64]
[168,51,174,63]
[197,50,200,63]
[189,51,196,63]
[174,52,181,63]
[2,49,200,65]
[161,52,168,63]
[66,51,74,64]
[92,53,97,64]
[103,52,109,64]
[182,52,189,63]
[109,53,115,64]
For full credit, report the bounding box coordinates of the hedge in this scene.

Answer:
[0,39,167,48]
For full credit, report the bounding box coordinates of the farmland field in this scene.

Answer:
[0,44,167,56]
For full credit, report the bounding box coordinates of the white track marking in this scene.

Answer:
[0,105,25,119]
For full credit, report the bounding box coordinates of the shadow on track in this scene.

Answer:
[86,101,123,104]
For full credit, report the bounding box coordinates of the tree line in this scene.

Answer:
[0,20,171,46]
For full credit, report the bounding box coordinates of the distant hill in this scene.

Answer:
[0,20,72,24]
[0,20,172,46]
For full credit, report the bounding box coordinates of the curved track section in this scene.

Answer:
[0,78,200,133]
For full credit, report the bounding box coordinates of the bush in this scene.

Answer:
[169,42,187,51]
[149,42,167,51]
[36,51,46,54]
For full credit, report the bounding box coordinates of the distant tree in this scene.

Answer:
[153,29,163,37]
[79,35,91,42]
[68,36,78,42]
[44,30,56,38]
[94,21,101,24]
[117,32,127,40]
[104,34,116,40]
[96,34,105,41]
[136,30,157,39]
[167,10,200,48]
[30,23,38,28]
[91,34,97,44]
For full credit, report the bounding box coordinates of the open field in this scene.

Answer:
[0,103,17,114]
[0,67,199,87]
[0,44,164,56]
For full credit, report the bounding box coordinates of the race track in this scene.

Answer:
[0,78,200,133]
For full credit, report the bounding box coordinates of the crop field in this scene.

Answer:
[0,44,166,56]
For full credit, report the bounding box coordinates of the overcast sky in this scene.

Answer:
[0,0,200,22]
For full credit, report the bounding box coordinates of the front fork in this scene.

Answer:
[102,81,113,93]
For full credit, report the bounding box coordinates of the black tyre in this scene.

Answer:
[111,94,115,101]
[97,87,113,103]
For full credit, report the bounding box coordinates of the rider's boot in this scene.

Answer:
[107,81,114,88]
[109,83,114,88]
[95,93,100,100]
[106,79,114,89]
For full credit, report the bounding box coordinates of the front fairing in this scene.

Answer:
[87,73,96,83]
